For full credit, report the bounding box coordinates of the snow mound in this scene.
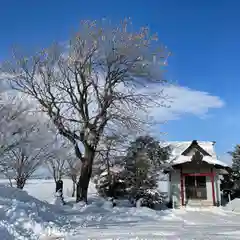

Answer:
[0,184,70,239]
[68,197,175,230]
[223,198,240,212]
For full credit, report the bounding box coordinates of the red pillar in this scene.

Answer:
[211,168,216,206]
[180,167,184,206]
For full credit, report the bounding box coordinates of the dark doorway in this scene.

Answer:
[185,176,207,200]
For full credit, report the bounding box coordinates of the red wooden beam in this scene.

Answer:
[211,168,216,206]
[183,172,216,177]
[180,167,184,206]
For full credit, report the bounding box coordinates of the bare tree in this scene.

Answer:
[0,90,62,189]
[45,139,69,187]
[94,134,127,199]
[0,108,55,189]
[65,157,82,197]
[46,157,66,184]
[1,145,50,189]
[98,135,126,177]
[0,91,47,187]
[3,19,169,202]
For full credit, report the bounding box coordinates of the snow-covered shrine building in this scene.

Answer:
[164,140,229,208]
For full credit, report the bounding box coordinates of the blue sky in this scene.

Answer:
[0,0,239,162]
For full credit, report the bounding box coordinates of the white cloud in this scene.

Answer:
[149,85,225,122]
[0,72,224,125]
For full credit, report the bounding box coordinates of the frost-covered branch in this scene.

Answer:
[0,92,33,156]
[65,156,82,197]
[0,108,57,189]
[45,138,72,185]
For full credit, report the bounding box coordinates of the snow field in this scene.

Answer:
[0,179,240,239]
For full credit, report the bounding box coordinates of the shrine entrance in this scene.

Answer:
[185,175,207,200]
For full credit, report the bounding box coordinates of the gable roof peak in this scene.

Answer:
[182,140,211,156]
[161,140,217,158]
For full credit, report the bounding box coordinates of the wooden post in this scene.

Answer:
[180,167,184,206]
[211,168,216,206]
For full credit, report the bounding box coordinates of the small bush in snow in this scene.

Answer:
[95,168,126,198]
[130,188,166,209]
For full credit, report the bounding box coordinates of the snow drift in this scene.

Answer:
[0,184,69,239]
[223,198,240,212]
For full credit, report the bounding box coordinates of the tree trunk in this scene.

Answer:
[56,179,63,193]
[76,149,94,203]
[16,177,26,189]
[76,161,92,203]
[72,181,76,197]
[55,179,65,204]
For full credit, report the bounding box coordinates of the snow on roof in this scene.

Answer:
[171,155,228,167]
[161,140,228,167]
[202,156,228,167]
[165,141,217,158]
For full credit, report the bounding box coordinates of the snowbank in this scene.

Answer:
[223,198,240,212]
[0,184,70,239]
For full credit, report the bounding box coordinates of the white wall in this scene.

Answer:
[207,170,221,205]
[206,176,213,202]
[170,169,181,207]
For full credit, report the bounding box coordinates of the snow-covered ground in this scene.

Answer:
[1,179,240,239]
